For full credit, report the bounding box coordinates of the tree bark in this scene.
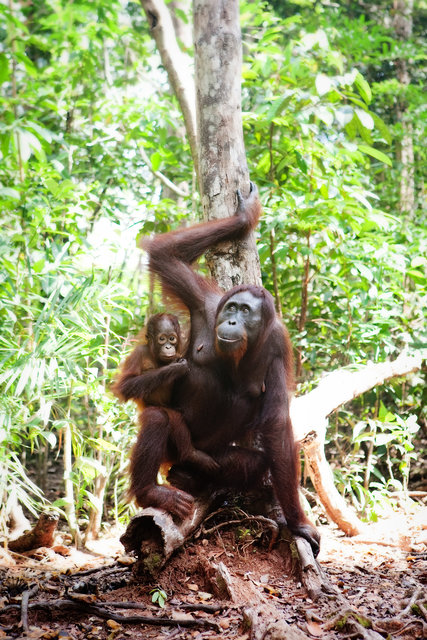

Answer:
[120,496,214,575]
[392,0,415,215]
[193,0,261,288]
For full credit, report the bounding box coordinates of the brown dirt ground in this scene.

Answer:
[0,504,426,640]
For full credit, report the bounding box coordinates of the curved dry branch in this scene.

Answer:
[139,0,198,178]
[291,350,423,441]
[138,144,189,197]
[291,351,423,535]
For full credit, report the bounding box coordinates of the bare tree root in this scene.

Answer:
[324,608,385,639]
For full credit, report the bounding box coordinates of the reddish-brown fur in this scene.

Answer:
[130,184,320,554]
[112,313,218,518]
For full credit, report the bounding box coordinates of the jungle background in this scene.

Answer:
[0,0,426,554]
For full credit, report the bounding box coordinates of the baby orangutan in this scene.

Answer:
[112,313,218,517]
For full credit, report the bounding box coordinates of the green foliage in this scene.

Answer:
[0,0,190,533]
[240,0,425,509]
[150,587,167,608]
[240,3,425,372]
[331,396,421,520]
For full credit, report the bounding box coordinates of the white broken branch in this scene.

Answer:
[290,351,423,536]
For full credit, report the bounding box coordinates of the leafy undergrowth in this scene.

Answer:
[0,505,426,640]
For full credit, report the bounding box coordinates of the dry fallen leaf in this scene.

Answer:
[68,592,96,603]
[306,620,323,637]
[51,545,71,556]
[171,611,195,622]
[263,585,281,597]
[106,620,122,631]
[116,555,136,566]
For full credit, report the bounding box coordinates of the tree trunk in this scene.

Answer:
[193,0,261,288]
[392,0,415,215]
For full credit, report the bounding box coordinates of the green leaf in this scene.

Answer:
[358,144,392,166]
[151,151,162,172]
[45,178,59,195]
[372,113,392,145]
[354,72,372,104]
[355,263,374,281]
[266,94,294,121]
[406,269,425,284]
[0,53,10,84]
[88,437,121,453]
[355,109,374,131]
[316,106,333,127]
[335,106,354,128]
[351,191,372,211]
[411,256,427,268]
[0,187,20,200]
[294,150,308,174]
[375,434,396,446]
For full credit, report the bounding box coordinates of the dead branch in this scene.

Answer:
[301,431,363,536]
[137,144,189,197]
[88,599,228,614]
[291,350,422,441]
[291,351,423,536]
[20,584,39,633]
[294,537,336,601]
[138,0,198,177]
[2,597,220,630]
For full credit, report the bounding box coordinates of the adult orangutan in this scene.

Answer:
[129,184,319,556]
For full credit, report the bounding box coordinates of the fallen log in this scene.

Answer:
[120,494,214,575]
[294,537,337,600]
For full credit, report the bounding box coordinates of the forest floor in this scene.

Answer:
[0,502,426,640]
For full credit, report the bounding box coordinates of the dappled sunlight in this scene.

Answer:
[318,503,427,571]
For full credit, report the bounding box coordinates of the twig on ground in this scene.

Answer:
[1,597,220,630]
[20,584,39,633]
[401,586,422,616]
[200,515,279,549]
